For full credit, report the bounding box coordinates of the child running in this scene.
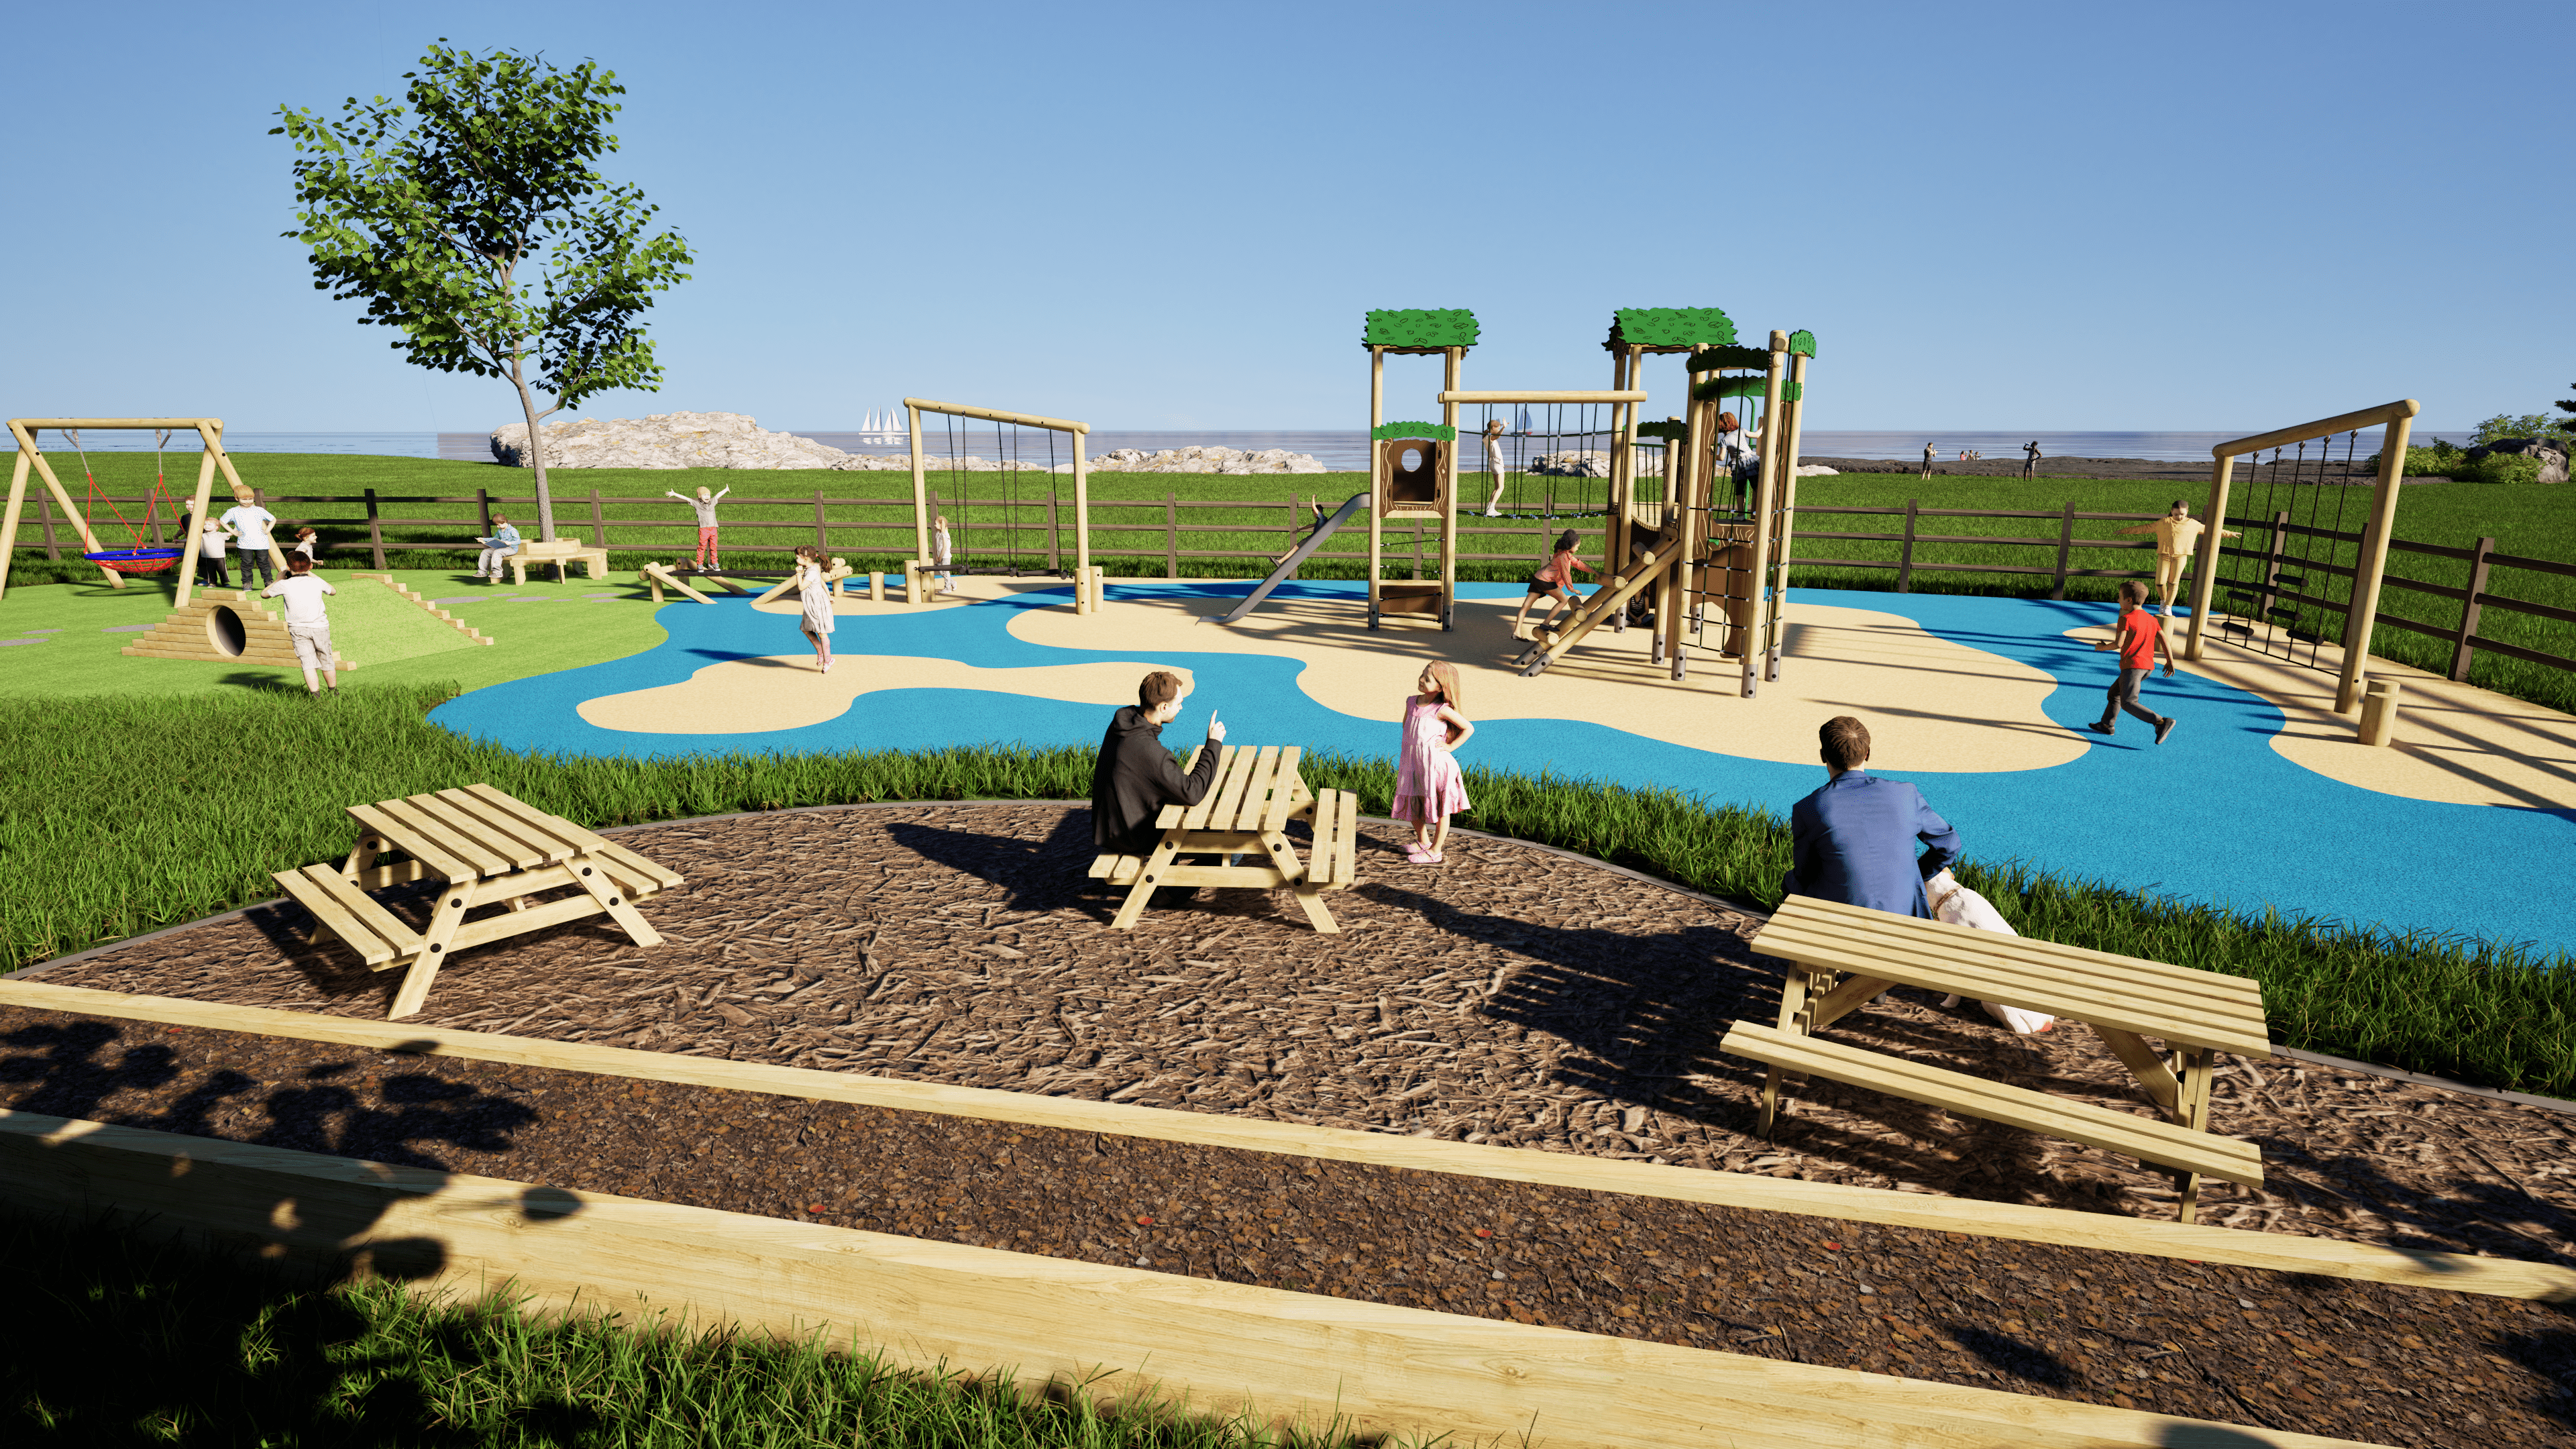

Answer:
[1391,661,1474,864]
[1512,529,1592,639]
[262,554,339,698]
[792,544,835,674]
[2088,580,2176,743]
[290,527,321,566]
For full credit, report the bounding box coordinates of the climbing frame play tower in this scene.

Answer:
[1363,309,1474,630]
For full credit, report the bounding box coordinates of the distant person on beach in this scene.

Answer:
[1782,716,1962,918]
[1921,441,1937,479]
[1481,419,1509,516]
[1091,670,1226,859]
[2022,440,2041,478]
[2116,500,2239,616]
[2088,580,2177,745]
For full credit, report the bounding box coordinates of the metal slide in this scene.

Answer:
[1202,492,1371,626]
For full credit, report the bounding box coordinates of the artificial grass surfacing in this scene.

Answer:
[1,1209,1392,1448]
[0,566,667,701]
[5,685,2570,1098]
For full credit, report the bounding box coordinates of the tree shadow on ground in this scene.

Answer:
[0,1016,539,1173]
[0,1206,601,1448]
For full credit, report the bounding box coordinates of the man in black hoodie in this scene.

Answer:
[1092,669,1227,857]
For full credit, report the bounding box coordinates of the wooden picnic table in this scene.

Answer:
[1087,744,1358,933]
[1721,894,2271,1223]
[270,783,685,1020]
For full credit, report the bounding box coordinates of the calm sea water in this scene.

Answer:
[19,429,2475,467]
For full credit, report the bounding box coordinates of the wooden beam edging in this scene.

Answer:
[0,1108,2388,1449]
[1,977,2565,1307]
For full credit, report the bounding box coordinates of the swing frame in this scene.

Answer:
[1,417,285,604]
[900,398,1097,614]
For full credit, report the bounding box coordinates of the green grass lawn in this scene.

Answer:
[6,685,2569,1097]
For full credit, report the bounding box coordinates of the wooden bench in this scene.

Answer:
[506,539,612,586]
[1090,745,1354,932]
[1725,894,2272,1222]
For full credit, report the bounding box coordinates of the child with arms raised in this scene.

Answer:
[1392,661,1474,864]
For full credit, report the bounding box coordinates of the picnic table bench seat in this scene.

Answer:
[1717,1021,2265,1187]
[1731,894,2272,1222]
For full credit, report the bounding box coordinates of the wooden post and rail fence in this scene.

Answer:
[13,480,2573,692]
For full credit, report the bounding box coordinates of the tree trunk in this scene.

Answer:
[508,362,559,543]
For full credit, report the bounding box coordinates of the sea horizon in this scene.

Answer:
[18,427,2478,466]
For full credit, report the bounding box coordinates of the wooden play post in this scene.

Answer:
[1440,345,1460,628]
[1764,342,1813,684]
[1739,338,1788,698]
[2337,402,2419,714]
[1366,343,1385,627]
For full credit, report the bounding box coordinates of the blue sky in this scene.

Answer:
[3,1,2564,434]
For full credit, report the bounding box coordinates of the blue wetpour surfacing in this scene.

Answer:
[429,582,2575,960]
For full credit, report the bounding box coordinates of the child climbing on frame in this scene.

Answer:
[931,515,954,595]
[667,484,730,570]
[1511,529,1592,640]
[1392,661,1474,865]
[1480,418,1509,517]
[792,544,835,674]
[263,554,339,698]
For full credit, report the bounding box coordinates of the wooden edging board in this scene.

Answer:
[0,1106,2388,1449]
[4,976,2567,1309]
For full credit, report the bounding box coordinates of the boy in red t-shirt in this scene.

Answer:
[2088,580,2176,743]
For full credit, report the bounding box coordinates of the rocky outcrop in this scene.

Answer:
[2465,437,2570,483]
[491,411,875,470]
[1090,446,1326,474]
[490,414,1322,475]
[1529,450,1613,477]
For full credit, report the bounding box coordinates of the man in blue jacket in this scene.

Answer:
[1781,716,1961,918]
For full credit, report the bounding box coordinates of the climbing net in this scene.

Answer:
[1464,402,1617,521]
[2212,429,2366,669]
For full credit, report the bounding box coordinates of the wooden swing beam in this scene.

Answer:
[1,417,284,606]
[901,398,1097,614]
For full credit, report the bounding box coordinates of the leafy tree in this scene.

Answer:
[2469,411,2575,447]
[2557,382,2575,427]
[274,41,693,541]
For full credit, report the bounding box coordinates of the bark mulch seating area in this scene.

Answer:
[11,802,2575,1444]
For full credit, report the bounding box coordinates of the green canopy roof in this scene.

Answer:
[1607,307,1739,350]
[1363,309,1479,348]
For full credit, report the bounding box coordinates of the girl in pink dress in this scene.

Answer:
[1391,661,1475,864]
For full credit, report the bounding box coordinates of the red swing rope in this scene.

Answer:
[65,428,148,549]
